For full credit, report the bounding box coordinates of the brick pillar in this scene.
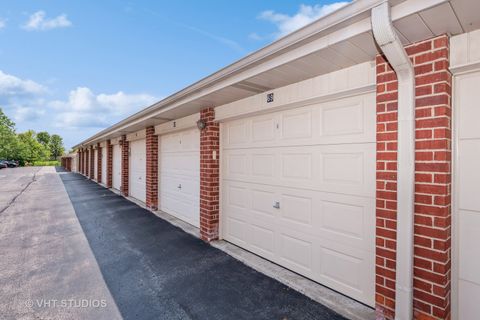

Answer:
[97,142,102,183]
[199,108,220,241]
[120,135,129,196]
[375,35,452,320]
[89,145,95,179]
[146,126,158,210]
[106,140,113,188]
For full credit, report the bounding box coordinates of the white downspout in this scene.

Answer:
[371,2,415,320]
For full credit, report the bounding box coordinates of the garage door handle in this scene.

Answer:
[177,184,182,189]
[273,201,280,209]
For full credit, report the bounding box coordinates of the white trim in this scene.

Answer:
[154,113,200,136]
[215,62,376,122]
[126,129,146,142]
[451,71,460,320]
[450,61,480,76]
[110,137,121,145]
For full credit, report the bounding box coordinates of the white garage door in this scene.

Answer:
[159,128,200,227]
[94,149,98,180]
[101,147,107,185]
[129,139,146,203]
[454,72,480,320]
[112,144,121,190]
[221,94,376,306]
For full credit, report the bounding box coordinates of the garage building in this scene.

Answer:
[69,0,480,319]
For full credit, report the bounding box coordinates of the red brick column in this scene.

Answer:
[97,142,102,183]
[106,140,113,188]
[120,135,129,196]
[375,35,452,320]
[146,126,158,210]
[89,145,95,179]
[199,108,220,241]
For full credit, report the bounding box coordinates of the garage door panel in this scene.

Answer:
[454,71,480,319]
[222,94,375,150]
[159,128,200,227]
[160,193,199,226]
[222,93,375,306]
[280,108,313,140]
[249,224,276,258]
[457,72,480,139]
[112,145,121,190]
[224,144,375,197]
[458,280,480,320]
[101,147,107,185]
[279,231,313,274]
[458,140,480,211]
[129,139,146,202]
[160,175,199,201]
[94,149,98,180]
[252,116,277,143]
[459,210,480,284]
[161,152,199,177]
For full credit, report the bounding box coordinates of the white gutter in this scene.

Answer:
[371,2,415,320]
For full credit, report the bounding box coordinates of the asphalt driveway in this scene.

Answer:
[0,166,347,320]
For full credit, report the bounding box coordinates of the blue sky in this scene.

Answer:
[0,0,348,149]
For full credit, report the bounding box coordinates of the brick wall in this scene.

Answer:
[146,126,158,210]
[199,108,220,241]
[97,143,102,183]
[120,135,129,196]
[106,140,113,188]
[89,146,94,179]
[375,35,452,319]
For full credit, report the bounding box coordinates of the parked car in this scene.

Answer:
[6,160,19,168]
[0,161,8,169]
[0,160,18,168]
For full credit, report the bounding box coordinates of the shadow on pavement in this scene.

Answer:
[58,170,347,320]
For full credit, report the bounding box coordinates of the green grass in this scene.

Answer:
[31,160,60,166]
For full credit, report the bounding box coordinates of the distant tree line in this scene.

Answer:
[0,108,65,166]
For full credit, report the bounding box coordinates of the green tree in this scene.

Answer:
[36,131,51,146]
[16,130,50,165]
[49,134,65,159]
[0,108,18,160]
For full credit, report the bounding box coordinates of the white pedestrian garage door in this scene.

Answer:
[129,139,146,203]
[454,71,480,320]
[159,128,200,227]
[101,147,107,185]
[221,93,376,306]
[112,144,121,190]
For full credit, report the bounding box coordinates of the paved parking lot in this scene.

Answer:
[0,166,347,320]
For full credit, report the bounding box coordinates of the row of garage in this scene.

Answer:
[63,1,480,319]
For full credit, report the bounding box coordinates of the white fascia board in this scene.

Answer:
[73,0,447,149]
[126,129,146,142]
[154,113,200,136]
[215,61,376,122]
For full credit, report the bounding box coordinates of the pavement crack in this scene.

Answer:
[0,168,41,215]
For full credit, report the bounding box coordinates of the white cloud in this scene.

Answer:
[22,11,72,31]
[0,19,6,29]
[51,87,157,128]
[0,70,46,98]
[13,106,45,122]
[259,2,349,38]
